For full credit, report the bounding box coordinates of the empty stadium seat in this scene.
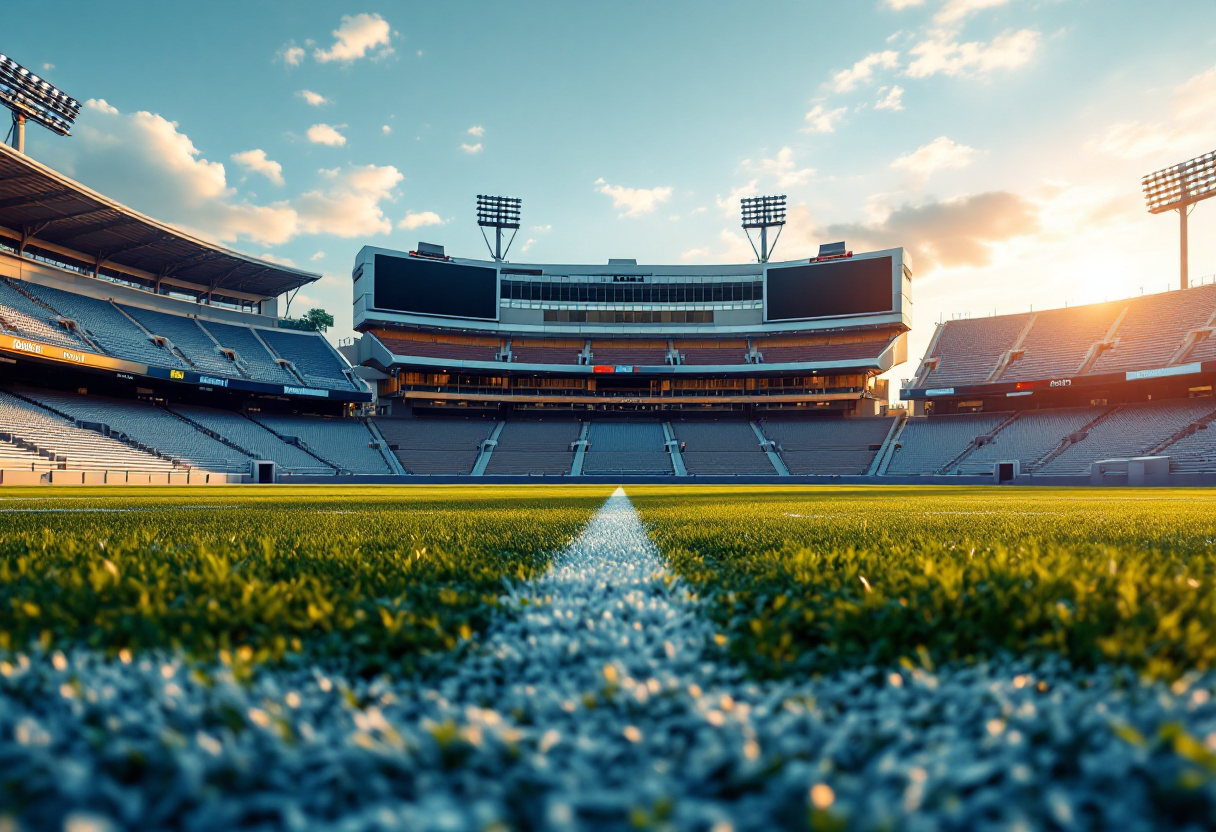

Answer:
[1091,285,1216,373]
[1039,399,1216,474]
[121,306,243,376]
[584,421,672,474]
[0,280,90,350]
[1001,303,1123,382]
[375,418,494,474]
[921,315,1031,388]
[886,413,1009,475]
[259,328,358,390]
[198,321,298,385]
[951,407,1105,474]
[485,420,581,474]
[762,418,893,475]
[673,421,776,475]
[170,405,334,474]
[253,414,391,474]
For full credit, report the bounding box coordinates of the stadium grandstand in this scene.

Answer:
[0,142,378,484]
[352,237,911,477]
[893,283,1216,479]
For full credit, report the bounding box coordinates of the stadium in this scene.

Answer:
[4,11,1216,832]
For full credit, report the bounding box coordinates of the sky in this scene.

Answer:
[7,0,1216,390]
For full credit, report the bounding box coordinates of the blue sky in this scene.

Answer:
[8,0,1216,381]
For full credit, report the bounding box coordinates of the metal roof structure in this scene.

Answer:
[0,143,318,300]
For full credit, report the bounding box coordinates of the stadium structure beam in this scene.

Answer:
[1143,149,1216,290]
[476,194,521,262]
[0,53,80,154]
[741,195,786,263]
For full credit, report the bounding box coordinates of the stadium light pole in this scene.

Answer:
[741,195,787,263]
[476,195,522,261]
[0,53,80,154]
[1143,149,1216,290]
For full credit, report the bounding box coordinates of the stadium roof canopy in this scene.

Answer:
[0,143,318,300]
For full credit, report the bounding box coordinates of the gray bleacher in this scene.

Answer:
[584,421,672,475]
[18,281,187,368]
[24,390,248,472]
[375,418,493,474]
[0,390,175,472]
[1039,399,1216,475]
[1158,413,1216,472]
[0,280,89,349]
[886,413,1009,475]
[170,405,333,474]
[260,329,356,390]
[486,420,580,475]
[952,407,1104,474]
[673,421,776,475]
[763,418,893,475]
[121,306,240,376]
[253,414,390,474]
[198,321,297,385]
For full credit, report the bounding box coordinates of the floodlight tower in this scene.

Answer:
[476,194,522,261]
[1143,149,1216,290]
[0,53,80,154]
[741,195,786,263]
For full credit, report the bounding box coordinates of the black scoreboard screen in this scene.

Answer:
[373,254,499,321]
[765,256,893,321]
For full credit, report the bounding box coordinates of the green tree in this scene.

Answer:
[281,308,335,333]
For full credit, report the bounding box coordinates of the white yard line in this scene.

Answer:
[1,488,1213,832]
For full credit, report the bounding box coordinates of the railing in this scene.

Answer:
[398,383,863,399]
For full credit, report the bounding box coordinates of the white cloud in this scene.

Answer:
[594,178,673,217]
[831,51,899,93]
[467,125,485,137]
[532,224,552,232]
[907,28,1039,78]
[58,100,403,248]
[935,0,1011,24]
[307,124,347,146]
[259,253,297,268]
[381,125,392,135]
[311,251,326,261]
[42,63,55,71]
[891,136,977,177]
[884,0,924,8]
[460,142,483,154]
[298,90,330,107]
[715,180,759,216]
[398,210,444,230]
[1095,64,1216,160]
[295,164,403,237]
[278,45,305,67]
[314,13,393,63]
[876,85,905,111]
[520,238,537,253]
[231,149,285,187]
[802,105,848,133]
[691,206,707,214]
[742,147,815,188]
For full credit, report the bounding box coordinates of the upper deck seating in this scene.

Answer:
[1039,399,1216,475]
[511,339,583,365]
[24,390,246,471]
[920,314,1031,388]
[121,305,241,376]
[673,421,776,475]
[374,418,493,474]
[255,414,390,474]
[589,342,668,366]
[485,420,580,475]
[1001,303,1122,382]
[17,281,188,368]
[758,341,885,365]
[170,405,332,473]
[762,418,893,475]
[1157,414,1216,472]
[953,407,1104,474]
[583,421,672,474]
[886,413,1009,475]
[260,329,356,390]
[0,280,89,349]
[372,330,502,362]
[675,340,750,365]
[0,390,174,472]
[1091,285,1216,374]
[198,321,297,385]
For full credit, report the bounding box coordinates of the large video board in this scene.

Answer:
[765,256,893,322]
[373,254,499,321]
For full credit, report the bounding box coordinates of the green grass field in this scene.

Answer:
[2,485,1215,681]
[0,486,607,676]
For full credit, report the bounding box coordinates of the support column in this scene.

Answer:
[1180,206,1189,290]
